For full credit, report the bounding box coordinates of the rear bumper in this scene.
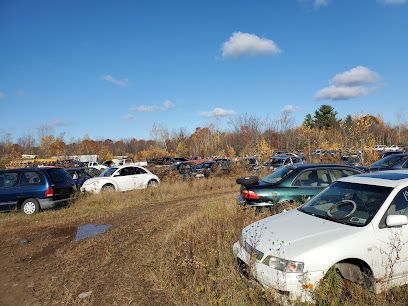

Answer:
[236,195,273,207]
[38,197,72,209]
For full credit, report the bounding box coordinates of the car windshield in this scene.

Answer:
[262,166,293,184]
[99,167,118,177]
[271,157,287,166]
[371,155,404,168]
[298,181,392,227]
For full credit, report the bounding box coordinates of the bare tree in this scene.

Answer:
[17,135,36,154]
[150,123,170,151]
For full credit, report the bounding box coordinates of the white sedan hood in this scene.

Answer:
[242,209,361,260]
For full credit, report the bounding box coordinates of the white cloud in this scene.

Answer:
[100,74,129,87]
[163,100,175,109]
[282,104,299,112]
[122,114,134,121]
[315,86,372,100]
[315,0,330,7]
[315,66,380,101]
[0,91,5,100]
[379,0,406,4]
[130,100,175,113]
[130,105,156,112]
[222,32,281,58]
[200,107,236,118]
[52,118,72,127]
[331,66,380,86]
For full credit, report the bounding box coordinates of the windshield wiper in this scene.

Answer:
[299,208,349,225]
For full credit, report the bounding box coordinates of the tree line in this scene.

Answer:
[1,105,407,165]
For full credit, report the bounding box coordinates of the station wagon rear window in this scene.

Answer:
[46,169,72,184]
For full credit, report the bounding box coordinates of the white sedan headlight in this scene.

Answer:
[262,255,304,273]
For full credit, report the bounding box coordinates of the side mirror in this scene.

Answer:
[386,215,408,228]
[113,172,120,177]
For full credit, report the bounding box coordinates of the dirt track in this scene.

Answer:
[0,189,236,305]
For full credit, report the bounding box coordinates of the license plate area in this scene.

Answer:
[237,258,250,278]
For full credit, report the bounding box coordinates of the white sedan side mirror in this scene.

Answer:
[386,215,408,228]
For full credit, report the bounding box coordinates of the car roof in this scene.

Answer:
[272,155,291,159]
[65,167,85,171]
[287,163,357,170]
[0,167,62,172]
[115,164,148,170]
[339,170,408,188]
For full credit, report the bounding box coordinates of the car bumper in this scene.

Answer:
[38,197,72,210]
[232,241,324,301]
[236,196,273,207]
[80,185,100,193]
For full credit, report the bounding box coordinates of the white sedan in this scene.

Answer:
[81,165,159,193]
[233,170,408,301]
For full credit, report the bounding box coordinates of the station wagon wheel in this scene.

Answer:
[327,199,357,219]
[21,198,40,215]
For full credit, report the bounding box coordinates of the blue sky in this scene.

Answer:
[1,0,407,141]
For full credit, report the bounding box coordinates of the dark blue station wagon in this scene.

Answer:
[0,167,76,215]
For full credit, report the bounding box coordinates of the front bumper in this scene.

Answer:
[80,185,100,193]
[232,241,324,301]
[236,195,274,207]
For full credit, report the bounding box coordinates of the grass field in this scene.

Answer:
[0,176,407,305]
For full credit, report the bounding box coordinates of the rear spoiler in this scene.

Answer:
[236,176,259,186]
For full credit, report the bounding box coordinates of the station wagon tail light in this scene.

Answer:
[45,187,54,198]
[242,190,259,200]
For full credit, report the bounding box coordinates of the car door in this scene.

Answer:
[291,169,332,200]
[372,187,408,287]
[114,167,135,191]
[0,171,20,211]
[132,167,149,189]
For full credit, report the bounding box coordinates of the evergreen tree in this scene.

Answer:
[314,105,338,129]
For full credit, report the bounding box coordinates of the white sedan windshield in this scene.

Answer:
[299,181,392,227]
[99,167,118,177]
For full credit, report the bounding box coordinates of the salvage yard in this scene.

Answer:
[0,177,246,305]
[0,176,407,306]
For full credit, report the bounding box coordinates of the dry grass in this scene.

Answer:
[0,176,407,306]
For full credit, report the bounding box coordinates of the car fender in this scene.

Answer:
[96,178,119,191]
[144,175,160,187]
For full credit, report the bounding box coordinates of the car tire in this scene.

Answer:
[147,180,159,188]
[101,184,115,192]
[21,198,40,215]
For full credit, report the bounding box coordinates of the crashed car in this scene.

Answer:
[368,154,408,172]
[241,156,262,171]
[65,167,93,188]
[263,155,303,170]
[81,165,159,193]
[233,170,408,301]
[237,164,363,208]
